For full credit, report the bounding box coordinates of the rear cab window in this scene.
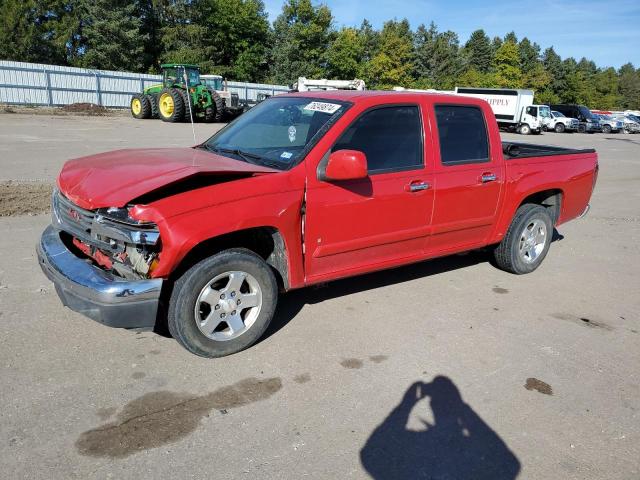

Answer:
[332,105,424,174]
[434,105,490,165]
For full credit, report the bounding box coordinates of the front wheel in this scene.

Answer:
[555,123,565,133]
[602,124,612,134]
[168,249,278,358]
[519,124,531,135]
[493,204,553,275]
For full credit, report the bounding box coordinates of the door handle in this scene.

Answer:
[480,173,497,183]
[406,181,430,192]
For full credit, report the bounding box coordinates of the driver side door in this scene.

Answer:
[304,103,435,282]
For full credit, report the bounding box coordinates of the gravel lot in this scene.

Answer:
[0,113,638,479]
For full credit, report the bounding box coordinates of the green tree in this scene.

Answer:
[77,0,146,71]
[618,63,640,109]
[414,22,463,89]
[518,37,540,72]
[494,40,522,88]
[326,27,365,79]
[0,0,83,65]
[268,0,333,84]
[457,68,496,88]
[464,29,493,73]
[361,19,414,89]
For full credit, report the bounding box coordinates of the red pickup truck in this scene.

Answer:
[37,91,598,357]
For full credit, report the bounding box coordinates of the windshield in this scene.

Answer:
[164,67,200,87]
[539,106,551,118]
[552,111,565,118]
[579,106,596,121]
[203,78,223,90]
[203,96,350,170]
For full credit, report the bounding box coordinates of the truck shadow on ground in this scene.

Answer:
[264,229,563,342]
[360,376,521,480]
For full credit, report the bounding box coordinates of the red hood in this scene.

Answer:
[57,148,278,209]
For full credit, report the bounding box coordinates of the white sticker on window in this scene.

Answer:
[303,101,342,114]
[280,151,293,159]
[288,125,297,143]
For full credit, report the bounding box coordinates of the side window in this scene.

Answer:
[435,105,489,165]
[333,105,423,173]
[526,106,537,116]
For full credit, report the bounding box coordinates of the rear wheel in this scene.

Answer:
[168,249,278,358]
[205,90,225,122]
[493,204,553,275]
[131,94,151,119]
[554,123,565,133]
[158,88,185,122]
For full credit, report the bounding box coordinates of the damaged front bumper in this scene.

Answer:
[37,225,163,329]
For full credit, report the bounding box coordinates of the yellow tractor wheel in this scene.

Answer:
[158,88,185,122]
[130,94,151,119]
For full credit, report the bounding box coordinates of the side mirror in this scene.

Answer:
[323,150,368,181]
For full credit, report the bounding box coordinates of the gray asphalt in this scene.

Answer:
[0,113,638,479]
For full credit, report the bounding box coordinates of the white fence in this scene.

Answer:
[0,60,289,108]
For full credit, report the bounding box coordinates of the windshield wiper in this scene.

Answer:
[207,145,264,164]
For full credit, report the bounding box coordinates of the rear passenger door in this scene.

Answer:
[428,104,503,254]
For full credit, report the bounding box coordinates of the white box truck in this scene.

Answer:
[455,87,551,135]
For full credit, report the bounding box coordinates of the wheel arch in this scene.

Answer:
[170,226,290,291]
[518,188,563,225]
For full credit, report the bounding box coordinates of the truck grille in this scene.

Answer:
[52,190,95,242]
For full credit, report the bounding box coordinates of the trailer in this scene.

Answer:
[455,87,551,135]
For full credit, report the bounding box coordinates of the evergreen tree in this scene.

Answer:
[618,63,640,109]
[268,0,333,84]
[414,23,462,89]
[78,0,147,71]
[464,29,493,73]
[518,38,540,72]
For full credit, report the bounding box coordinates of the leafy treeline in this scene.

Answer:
[1,0,638,109]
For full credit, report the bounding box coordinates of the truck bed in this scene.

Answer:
[502,142,595,159]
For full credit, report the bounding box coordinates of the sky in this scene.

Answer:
[263,0,639,69]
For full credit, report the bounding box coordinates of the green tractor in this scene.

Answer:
[130,64,235,123]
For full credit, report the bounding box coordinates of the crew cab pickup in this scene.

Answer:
[37,91,598,357]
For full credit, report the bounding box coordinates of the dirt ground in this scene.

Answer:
[0,114,638,479]
[0,181,52,216]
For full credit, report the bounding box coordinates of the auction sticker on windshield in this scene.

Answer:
[304,102,342,114]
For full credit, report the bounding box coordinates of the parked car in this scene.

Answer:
[549,104,602,133]
[547,110,579,133]
[37,91,599,357]
[593,113,623,133]
[612,114,640,133]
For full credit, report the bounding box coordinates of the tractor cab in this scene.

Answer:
[201,75,224,91]
[161,64,201,88]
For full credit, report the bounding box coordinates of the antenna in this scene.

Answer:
[182,67,197,145]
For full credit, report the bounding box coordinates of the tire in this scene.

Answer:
[168,249,278,358]
[180,89,194,122]
[158,87,185,122]
[131,94,151,119]
[519,124,531,135]
[577,124,586,133]
[602,124,612,134]
[554,123,565,133]
[493,204,553,275]
[206,90,225,122]
[148,94,159,119]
